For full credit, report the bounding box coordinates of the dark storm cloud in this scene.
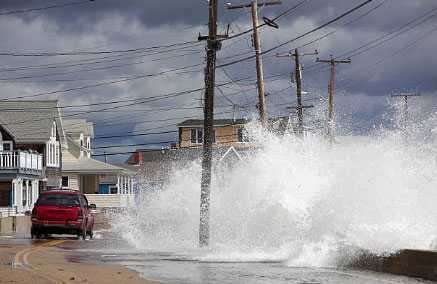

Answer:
[2,0,437,161]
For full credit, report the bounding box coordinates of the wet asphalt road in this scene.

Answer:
[1,234,434,284]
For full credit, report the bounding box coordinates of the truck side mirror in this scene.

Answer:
[88,204,97,209]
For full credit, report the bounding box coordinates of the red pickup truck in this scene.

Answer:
[31,190,96,240]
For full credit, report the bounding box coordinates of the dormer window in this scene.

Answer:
[79,133,85,158]
[86,137,91,157]
[51,121,57,138]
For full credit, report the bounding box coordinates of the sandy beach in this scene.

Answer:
[0,238,159,284]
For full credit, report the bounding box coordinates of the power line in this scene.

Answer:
[0,75,259,129]
[94,140,178,150]
[0,64,202,101]
[92,133,253,156]
[93,130,177,140]
[303,4,437,78]
[0,47,201,74]
[295,0,387,52]
[223,0,309,42]
[0,40,200,57]
[0,51,202,81]
[0,0,95,16]
[339,7,437,60]
[217,0,375,68]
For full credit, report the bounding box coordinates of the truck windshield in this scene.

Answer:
[36,194,80,207]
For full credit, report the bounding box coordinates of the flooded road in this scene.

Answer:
[69,234,434,284]
[1,234,434,284]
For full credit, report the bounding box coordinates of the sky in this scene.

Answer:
[1,0,437,162]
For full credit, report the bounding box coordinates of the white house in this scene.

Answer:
[0,100,64,217]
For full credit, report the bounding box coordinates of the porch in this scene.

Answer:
[0,151,43,175]
[0,178,40,216]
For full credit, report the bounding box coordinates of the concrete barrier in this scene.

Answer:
[15,216,30,234]
[1,214,110,235]
[347,249,437,281]
[0,217,14,235]
[0,216,29,235]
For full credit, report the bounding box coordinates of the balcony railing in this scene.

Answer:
[0,151,43,174]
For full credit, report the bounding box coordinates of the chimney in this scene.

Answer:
[137,151,144,165]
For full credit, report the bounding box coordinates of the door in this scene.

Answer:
[0,182,11,207]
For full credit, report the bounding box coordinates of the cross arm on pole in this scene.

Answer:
[317,57,351,64]
[287,105,314,110]
[226,0,282,10]
[391,93,421,97]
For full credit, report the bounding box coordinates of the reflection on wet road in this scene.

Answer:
[69,237,433,284]
[1,235,433,284]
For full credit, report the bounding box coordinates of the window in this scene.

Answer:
[28,181,32,206]
[237,128,249,143]
[190,128,203,144]
[2,141,12,151]
[51,121,57,138]
[36,194,80,207]
[46,121,60,167]
[61,176,69,188]
[22,181,27,207]
[109,186,118,194]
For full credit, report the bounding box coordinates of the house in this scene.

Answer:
[0,100,64,216]
[124,117,290,192]
[177,119,250,148]
[61,119,135,208]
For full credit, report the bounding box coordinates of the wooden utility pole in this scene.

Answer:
[227,0,281,125]
[277,48,317,135]
[391,92,420,131]
[317,55,351,142]
[197,0,229,248]
[198,0,218,248]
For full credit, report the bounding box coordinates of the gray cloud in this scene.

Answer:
[1,0,437,162]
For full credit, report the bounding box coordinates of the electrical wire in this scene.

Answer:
[0,0,94,16]
[217,0,375,68]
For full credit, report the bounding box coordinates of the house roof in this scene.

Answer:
[0,100,64,144]
[128,146,254,164]
[177,119,248,127]
[63,157,129,174]
[63,119,94,138]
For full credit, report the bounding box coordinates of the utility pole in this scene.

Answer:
[277,48,317,135]
[391,92,420,132]
[317,55,351,142]
[197,0,228,248]
[227,0,281,125]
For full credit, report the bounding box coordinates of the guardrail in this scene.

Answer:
[0,207,18,218]
[0,151,42,174]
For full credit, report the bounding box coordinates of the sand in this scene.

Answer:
[0,240,160,284]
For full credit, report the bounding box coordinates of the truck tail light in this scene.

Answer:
[77,210,84,222]
[31,208,37,221]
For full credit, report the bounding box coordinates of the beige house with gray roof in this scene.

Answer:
[61,119,134,208]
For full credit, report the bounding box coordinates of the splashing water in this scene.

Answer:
[113,113,437,268]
